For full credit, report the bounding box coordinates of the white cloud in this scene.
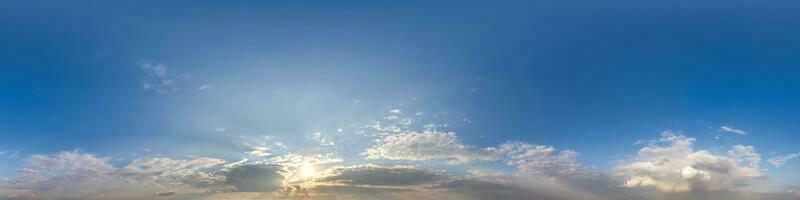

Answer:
[614,131,765,192]
[239,135,284,157]
[117,157,225,187]
[768,153,800,167]
[363,130,500,164]
[140,62,184,95]
[719,126,748,135]
[197,84,214,91]
[220,164,286,193]
[3,151,229,200]
[311,132,335,146]
[498,142,600,180]
[363,130,600,182]
[13,151,115,188]
[246,146,271,157]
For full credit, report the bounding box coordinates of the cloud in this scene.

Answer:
[221,164,286,193]
[1,143,791,200]
[239,135,283,157]
[613,131,765,192]
[197,84,214,91]
[315,164,445,186]
[311,132,335,146]
[117,157,226,187]
[363,130,599,181]
[768,153,800,167]
[0,150,18,158]
[140,62,185,95]
[306,164,608,200]
[2,151,228,200]
[11,151,116,190]
[498,142,600,181]
[363,130,500,164]
[718,126,748,135]
[430,172,608,200]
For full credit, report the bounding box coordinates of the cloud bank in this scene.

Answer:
[1,130,794,200]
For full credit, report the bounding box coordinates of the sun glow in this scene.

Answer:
[300,164,317,179]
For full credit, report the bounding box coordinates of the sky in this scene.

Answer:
[2,1,800,199]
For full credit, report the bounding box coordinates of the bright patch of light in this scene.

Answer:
[300,164,317,179]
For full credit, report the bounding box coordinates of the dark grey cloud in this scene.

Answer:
[316,164,445,186]
[222,164,286,192]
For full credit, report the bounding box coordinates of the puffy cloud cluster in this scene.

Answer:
[614,131,766,192]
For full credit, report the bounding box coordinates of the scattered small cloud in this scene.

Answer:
[311,132,335,146]
[140,62,186,95]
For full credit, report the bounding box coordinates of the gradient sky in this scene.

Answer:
[2,1,800,200]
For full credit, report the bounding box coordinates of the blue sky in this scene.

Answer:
[2,1,800,199]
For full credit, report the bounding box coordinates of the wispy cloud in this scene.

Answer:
[140,62,187,95]
[718,125,748,135]
[2,151,229,199]
[768,153,800,167]
[0,150,18,159]
[197,84,214,91]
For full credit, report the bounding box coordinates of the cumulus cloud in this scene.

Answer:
[768,153,800,167]
[718,126,748,135]
[614,131,765,192]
